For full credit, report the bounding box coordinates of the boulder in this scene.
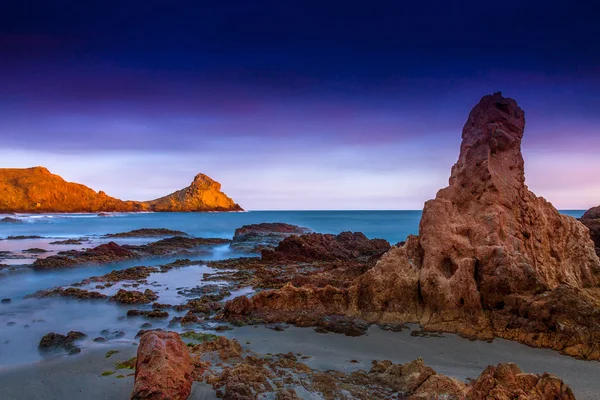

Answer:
[38,331,86,354]
[131,331,194,400]
[230,223,312,253]
[0,217,22,224]
[262,231,390,262]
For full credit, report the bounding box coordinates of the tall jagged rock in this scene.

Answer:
[350,93,600,356]
[145,173,242,212]
[0,168,242,213]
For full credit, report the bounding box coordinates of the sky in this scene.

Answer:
[1,1,599,210]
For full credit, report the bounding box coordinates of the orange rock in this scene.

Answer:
[0,167,242,213]
[466,363,575,399]
[131,331,194,400]
[350,93,600,356]
[145,173,242,212]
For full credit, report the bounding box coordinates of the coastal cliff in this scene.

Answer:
[0,167,242,213]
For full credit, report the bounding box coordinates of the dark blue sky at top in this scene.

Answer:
[2,1,599,78]
[0,1,599,209]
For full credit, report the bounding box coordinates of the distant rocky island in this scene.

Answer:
[0,167,243,213]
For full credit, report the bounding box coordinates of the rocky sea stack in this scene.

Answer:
[352,92,600,338]
[0,167,242,213]
[144,173,242,212]
[224,93,600,360]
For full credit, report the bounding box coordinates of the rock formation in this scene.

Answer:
[350,93,600,357]
[581,206,600,257]
[262,231,390,262]
[223,93,600,360]
[230,223,312,252]
[187,335,575,399]
[31,242,138,269]
[144,173,242,212]
[131,331,194,400]
[0,167,242,213]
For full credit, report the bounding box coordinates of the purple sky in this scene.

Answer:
[1,1,599,210]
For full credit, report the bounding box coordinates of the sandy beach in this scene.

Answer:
[2,324,599,399]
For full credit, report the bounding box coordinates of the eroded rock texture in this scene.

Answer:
[131,331,194,400]
[351,92,600,357]
[262,231,390,262]
[224,93,600,359]
[190,336,575,400]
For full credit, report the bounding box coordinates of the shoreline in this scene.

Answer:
[1,325,599,399]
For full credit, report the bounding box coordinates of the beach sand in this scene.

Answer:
[1,325,599,399]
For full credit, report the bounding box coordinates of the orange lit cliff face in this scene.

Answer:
[0,167,242,213]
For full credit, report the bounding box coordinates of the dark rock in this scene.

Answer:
[49,238,88,245]
[126,236,230,256]
[110,289,158,304]
[22,248,49,253]
[262,231,390,262]
[1,217,22,224]
[68,347,81,355]
[38,331,87,352]
[127,309,169,319]
[105,228,188,238]
[32,242,137,269]
[230,223,313,253]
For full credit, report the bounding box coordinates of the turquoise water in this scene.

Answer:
[0,210,585,244]
[0,211,426,244]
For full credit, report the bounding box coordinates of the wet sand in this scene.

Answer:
[2,325,599,399]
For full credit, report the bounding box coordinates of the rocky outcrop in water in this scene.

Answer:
[0,167,242,213]
[131,331,194,400]
[111,289,159,304]
[32,242,138,269]
[230,223,312,252]
[105,228,188,238]
[38,331,87,355]
[223,93,600,360]
[31,236,229,269]
[144,173,242,212]
[262,231,390,262]
[0,217,22,224]
[581,206,600,257]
